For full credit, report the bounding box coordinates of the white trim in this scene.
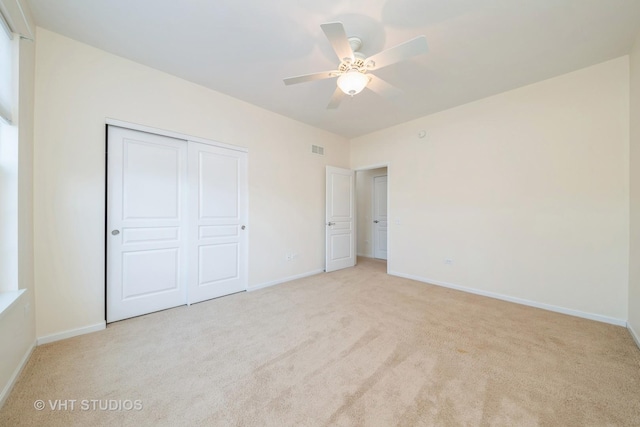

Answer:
[0,289,25,321]
[0,10,11,40]
[388,270,627,327]
[0,112,11,125]
[0,339,35,409]
[13,0,33,40]
[37,321,106,345]
[248,269,324,292]
[353,163,391,274]
[628,323,640,350]
[0,53,12,126]
[0,0,33,39]
[105,118,248,153]
[354,162,389,172]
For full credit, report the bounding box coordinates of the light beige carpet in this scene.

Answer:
[1,257,639,426]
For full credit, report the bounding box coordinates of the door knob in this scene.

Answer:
[327,222,335,226]
[241,225,246,230]
[111,230,120,236]
[373,220,379,223]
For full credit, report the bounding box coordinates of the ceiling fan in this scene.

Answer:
[283,22,428,109]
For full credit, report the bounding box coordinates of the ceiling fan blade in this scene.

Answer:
[283,70,338,86]
[320,22,354,62]
[366,36,428,70]
[366,75,403,99]
[327,87,344,109]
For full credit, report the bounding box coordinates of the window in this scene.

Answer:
[0,11,13,124]
[0,12,18,294]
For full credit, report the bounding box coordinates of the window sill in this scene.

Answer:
[0,289,26,321]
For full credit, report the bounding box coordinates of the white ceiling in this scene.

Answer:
[27,0,640,138]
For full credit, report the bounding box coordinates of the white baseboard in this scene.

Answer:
[248,269,324,292]
[37,321,106,345]
[0,340,36,409]
[628,323,640,350]
[388,271,627,327]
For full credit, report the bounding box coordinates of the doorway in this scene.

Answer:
[355,167,388,261]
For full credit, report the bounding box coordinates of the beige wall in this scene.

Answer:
[0,36,36,404]
[33,28,349,338]
[351,57,630,324]
[356,167,387,257]
[629,34,640,344]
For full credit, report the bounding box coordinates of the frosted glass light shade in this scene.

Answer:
[337,70,369,96]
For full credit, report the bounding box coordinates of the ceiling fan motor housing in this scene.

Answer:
[339,58,368,73]
[348,36,362,53]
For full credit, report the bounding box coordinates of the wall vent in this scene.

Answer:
[311,145,325,155]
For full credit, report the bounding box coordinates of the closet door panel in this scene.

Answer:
[107,126,188,322]
[188,142,247,304]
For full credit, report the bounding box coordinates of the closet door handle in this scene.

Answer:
[241,225,246,230]
[111,230,120,236]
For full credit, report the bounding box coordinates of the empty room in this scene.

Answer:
[1,0,640,425]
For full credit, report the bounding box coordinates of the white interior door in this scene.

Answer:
[373,175,388,260]
[326,166,355,272]
[188,142,247,304]
[107,126,188,322]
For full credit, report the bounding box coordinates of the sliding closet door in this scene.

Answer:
[187,141,247,304]
[107,126,188,322]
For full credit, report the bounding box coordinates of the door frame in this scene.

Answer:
[104,118,248,322]
[354,163,390,273]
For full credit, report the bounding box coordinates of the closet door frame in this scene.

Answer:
[105,119,248,322]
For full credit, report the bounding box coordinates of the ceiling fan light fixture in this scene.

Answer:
[337,70,369,96]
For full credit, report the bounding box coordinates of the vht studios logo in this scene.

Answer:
[34,399,143,411]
